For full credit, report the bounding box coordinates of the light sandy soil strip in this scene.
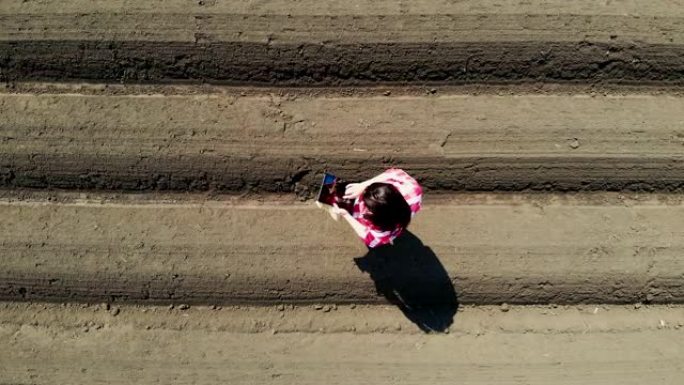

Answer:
[2,1,684,83]
[1,192,683,304]
[9,81,684,97]
[2,302,683,334]
[2,0,684,43]
[3,0,684,17]
[1,303,683,384]
[3,91,684,192]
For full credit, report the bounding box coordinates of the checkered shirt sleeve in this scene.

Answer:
[381,168,423,216]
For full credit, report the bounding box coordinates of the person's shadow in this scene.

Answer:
[354,231,458,333]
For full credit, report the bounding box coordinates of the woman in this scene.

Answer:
[332,168,423,248]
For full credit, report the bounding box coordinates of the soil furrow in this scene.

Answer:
[2,1,684,84]
[1,303,683,384]
[3,40,684,85]
[1,192,683,305]
[3,91,684,192]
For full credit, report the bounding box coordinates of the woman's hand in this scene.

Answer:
[332,204,350,217]
[334,203,369,239]
[343,183,367,200]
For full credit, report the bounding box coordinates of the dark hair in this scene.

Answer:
[362,183,411,232]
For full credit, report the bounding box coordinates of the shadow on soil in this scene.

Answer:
[354,231,458,333]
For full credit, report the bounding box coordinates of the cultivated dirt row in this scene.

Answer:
[2,0,684,84]
[3,89,684,192]
[1,302,683,384]
[1,192,683,304]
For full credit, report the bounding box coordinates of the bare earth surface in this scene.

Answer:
[2,0,684,83]
[3,87,684,192]
[1,191,683,304]
[2,1,684,381]
[1,302,683,384]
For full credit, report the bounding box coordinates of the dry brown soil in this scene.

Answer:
[1,191,683,305]
[1,302,683,384]
[2,0,684,84]
[3,86,684,192]
[2,1,684,381]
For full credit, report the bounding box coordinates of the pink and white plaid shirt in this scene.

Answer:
[352,168,423,248]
